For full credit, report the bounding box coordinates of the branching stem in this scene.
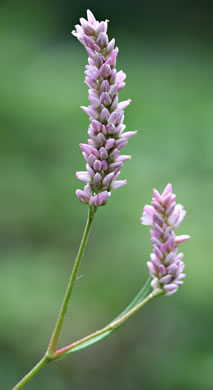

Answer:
[12,206,163,390]
[55,287,163,359]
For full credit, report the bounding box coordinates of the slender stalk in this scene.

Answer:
[55,287,163,359]
[48,206,96,355]
[12,356,49,390]
[12,206,96,390]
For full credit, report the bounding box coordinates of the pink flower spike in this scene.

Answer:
[73,10,135,206]
[141,183,190,296]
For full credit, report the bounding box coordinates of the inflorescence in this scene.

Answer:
[72,10,136,207]
[141,183,190,296]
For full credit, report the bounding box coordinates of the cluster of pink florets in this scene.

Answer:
[141,184,190,295]
[73,10,136,207]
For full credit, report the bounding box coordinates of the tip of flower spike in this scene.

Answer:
[86,10,96,25]
[162,183,172,197]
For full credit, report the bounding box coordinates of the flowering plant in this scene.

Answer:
[12,10,190,390]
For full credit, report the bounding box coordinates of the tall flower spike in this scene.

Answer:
[73,10,136,207]
[141,183,190,296]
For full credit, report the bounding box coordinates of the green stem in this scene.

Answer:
[12,206,96,390]
[48,206,96,355]
[55,287,163,359]
[12,356,49,390]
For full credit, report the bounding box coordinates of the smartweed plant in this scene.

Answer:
[12,10,190,389]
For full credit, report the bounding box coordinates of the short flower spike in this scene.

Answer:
[141,184,190,296]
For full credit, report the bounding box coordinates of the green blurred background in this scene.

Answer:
[1,0,213,389]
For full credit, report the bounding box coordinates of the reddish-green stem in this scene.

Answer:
[54,287,163,359]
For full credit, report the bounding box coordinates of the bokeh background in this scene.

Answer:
[1,0,213,389]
